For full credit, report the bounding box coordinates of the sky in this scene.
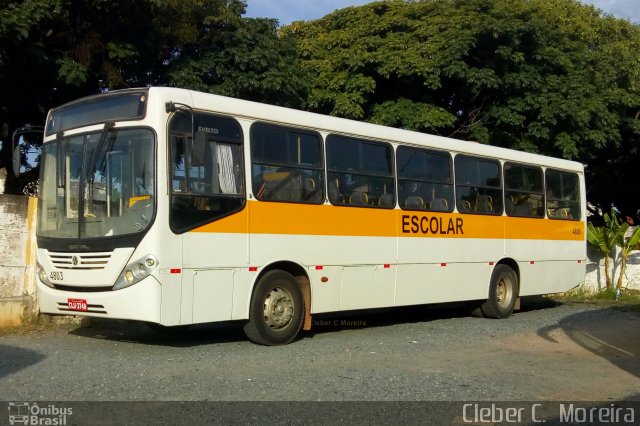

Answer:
[244,0,639,26]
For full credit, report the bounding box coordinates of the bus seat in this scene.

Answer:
[505,196,515,215]
[550,207,570,218]
[378,193,395,207]
[458,200,472,212]
[303,177,316,191]
[429,198,448,211]
[349,191,369,205]
[515,201,532,216]
[477,195,493,213]
[328,178,344,204]
[303,177,323,202]
[404,196,425,210]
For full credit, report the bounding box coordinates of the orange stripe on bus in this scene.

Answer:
[191,200,584,241]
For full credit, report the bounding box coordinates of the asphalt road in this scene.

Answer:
[1,299,639,423]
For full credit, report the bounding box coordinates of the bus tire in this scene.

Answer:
[243,270,304,345]
[480,264,518,319]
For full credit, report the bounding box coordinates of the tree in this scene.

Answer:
[0,0,57,193]
[158,0,308,107]
[284,0,640,215]
[0,0,164,193]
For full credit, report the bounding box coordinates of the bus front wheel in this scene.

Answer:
[243,270,304,345]
[480,265,518,319]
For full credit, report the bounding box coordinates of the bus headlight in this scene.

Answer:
[37,263,54,288]
[114,255,159,290]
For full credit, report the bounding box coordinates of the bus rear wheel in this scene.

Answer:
[480,264,518,319]
[243,270,304,345]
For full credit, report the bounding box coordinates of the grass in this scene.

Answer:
[551,285,640,314]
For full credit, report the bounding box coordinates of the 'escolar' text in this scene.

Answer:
[401,215,464,235]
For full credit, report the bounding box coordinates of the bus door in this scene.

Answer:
[169,113,247,325]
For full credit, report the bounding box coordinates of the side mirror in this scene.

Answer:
[13,144,20,178]
[12,125,44,178]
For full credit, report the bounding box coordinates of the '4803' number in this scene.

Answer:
[572,227,583,236]
[50,271,64,281]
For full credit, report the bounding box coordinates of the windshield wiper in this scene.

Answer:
[56,131,64,188]
[78,121,115,237]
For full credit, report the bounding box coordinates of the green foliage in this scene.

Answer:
[57,57,89,86]
[558,285,640,304]
[370,99,456,132]
[616,225,640,289]
[587,208,626,289]
[587,209,626,256]
[161,2,307,107]
[587,208,640,289]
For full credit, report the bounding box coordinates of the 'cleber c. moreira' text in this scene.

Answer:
[401,214,464,235]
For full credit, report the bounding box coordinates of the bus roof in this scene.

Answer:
[52,86,585,173]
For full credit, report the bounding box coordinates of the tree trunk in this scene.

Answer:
[616,254,627,289]
[604,255,612,289]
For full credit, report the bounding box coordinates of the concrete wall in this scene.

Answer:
[0,193,38,326]
[584,239,640,292]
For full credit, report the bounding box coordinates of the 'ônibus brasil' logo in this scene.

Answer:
[8,402,73,425]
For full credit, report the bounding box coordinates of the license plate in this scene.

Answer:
[67,298,88,312]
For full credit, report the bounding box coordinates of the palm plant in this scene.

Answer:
[615,226,640,289]
[586,208,627,289]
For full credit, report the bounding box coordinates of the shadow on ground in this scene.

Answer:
[537,304,640,379]
[66,296,563,347]
[0,345,45,379]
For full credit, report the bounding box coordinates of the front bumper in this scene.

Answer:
[37,274,162,323]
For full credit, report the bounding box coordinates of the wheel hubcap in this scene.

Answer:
[263,287,294,330]
[496,277,512,308]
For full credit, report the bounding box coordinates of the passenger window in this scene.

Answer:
[326,135,395,208]
[250,123,324,204]
[455,155,502,215]
[397,147,453,212]
[545,169,581,220]
[504,163,544,218]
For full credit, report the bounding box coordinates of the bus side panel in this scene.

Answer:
[231,268,259,320]
[506,238,585,296]
[339,265,395,310]
[395,262,492,306]
[181,213,249,324]
[248,200,398,314]
[309,266,342,314]
[192,269,234,323]
[518,260,585,296]
[396,234,503,306]
[247,233,397,313]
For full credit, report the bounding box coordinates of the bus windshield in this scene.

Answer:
[37,127,155,239]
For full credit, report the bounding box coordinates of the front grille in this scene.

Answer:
[48,252,112,270]
[53,284,113,293]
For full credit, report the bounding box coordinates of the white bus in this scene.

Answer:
[35,87,586,345]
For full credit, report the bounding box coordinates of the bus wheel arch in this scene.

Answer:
[480,260,520,319]
[243,261,310,345]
